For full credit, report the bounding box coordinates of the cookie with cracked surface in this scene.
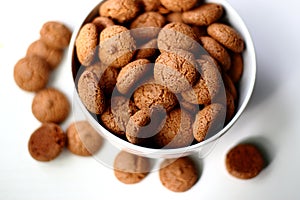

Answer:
[192,103,225,142]
[66,121,102,156]
[159,157,198,192]
[28,123,66,161]
[160,0,197,12]
[207,23,244,53]
[14,56,50,92]
[114,151,150,184]
[32,88,70,123]
[225,143,265,179]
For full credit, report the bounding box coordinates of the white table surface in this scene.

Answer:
[1,0,300,199]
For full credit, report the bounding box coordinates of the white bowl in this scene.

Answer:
[69,0,256,159]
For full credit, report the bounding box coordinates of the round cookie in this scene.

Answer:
[26,39,63,70]
[192,103,225,142]
[154,108,194,148]
[130,12,166,39]
[40,21,71,49]
[166,12,183,23]
[207,23,245,53]
[99,0,139,23]
[160,0,197,12]
[159,157,198,192]
[99,25,136,68]
[200,36,231,71]
[116,59,152,94]
[92,16,114,31]
[75,23,99,66]
[114,151,150,184]
[133,82,178,112]
[77,67,106,114]
[138,0,161,11]
[157,22,199,53]
[182,3,224,26]
[228,53,243,83]
[28,123,66,161]
[225,143,265,179]
[14,56,50,92]
[181,57,223,105]
[32,88,70,123]
[154,50,198,93]
[66,121,102,156]
[135,39,158,59]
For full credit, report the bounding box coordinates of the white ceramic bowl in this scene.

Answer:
[69,0,256,159]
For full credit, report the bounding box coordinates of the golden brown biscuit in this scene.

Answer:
[77,67,106,114]
[228,53,243,83]
[192,103,225,142]
[40,21,71,49]
[135,39,158,59]
[157,22,199,53]
[166,12,183,23]
[182,3,223,26]
[32,88,70,123]
[99,25,136,68]
[160,0,197,12]
[138,0,161,11]
[159,157,198,192]
[92,16,114,31]
[66,121,102,156]
[26,40,63,70]
[133,82,178,112]
[114,151,150,184]
[154,50,198,93]
[28,123,66,161]
[75,23,99,66]
[99,0,139,23]
[154,108,194,148]
[116,59,152,94]
[14,56,50,92]
[200,36,231,71]
[225,143,265,179]
[207,23,245,53]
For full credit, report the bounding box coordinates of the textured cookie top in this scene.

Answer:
[99,0,139,23]
[28,123,66,161]
[154,50,198,93]
[32,88,70,123]
[138,0,161,11]
[225,144,265,179]
[159,157,198,192]
[160,0,197,12]
[14,56,50,92]
[114,151,150,184]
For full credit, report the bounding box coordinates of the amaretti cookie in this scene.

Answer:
[160,0,197,12]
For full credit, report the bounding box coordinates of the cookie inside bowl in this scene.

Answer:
[69,0,256,159]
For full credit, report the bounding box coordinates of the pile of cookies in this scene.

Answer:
[13,21,102,161]
[73,0,244,149]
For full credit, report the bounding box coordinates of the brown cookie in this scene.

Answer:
[26,40,63,70]
[225,143,265,179]
[222,73,238,101]
[157,22,199,53]
[182,3,224,26]
[28,123,66,161]
[99,0,139,23]
[14,56,50,92]
[114,151,150,184]
[228,53,243,83]
[166,12,183,23]
[154,50,198,93]
[66,121,102,156]
[92,16,114,31]
[180,100,201,115]
[116,59,152,94]
[225,90,235,123]
[133,82,178,112]
[159,157,198,192]
[135,39,158,59]
[138,0,161,11]
[157,4,171,15]
[40,21,72,49]
[154,108,194,148]
[77,67,106,114]
[130,12,166,39]
[32,88,70,123]
[200,36,231,71]
[207,23,245,53]
[99,25,136,68]
[181,57,222,105]
[192,25,207,41]
[75,23,99,66]
[100,96,137,135]
[192,103,225,142]
[160,0,197,12]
